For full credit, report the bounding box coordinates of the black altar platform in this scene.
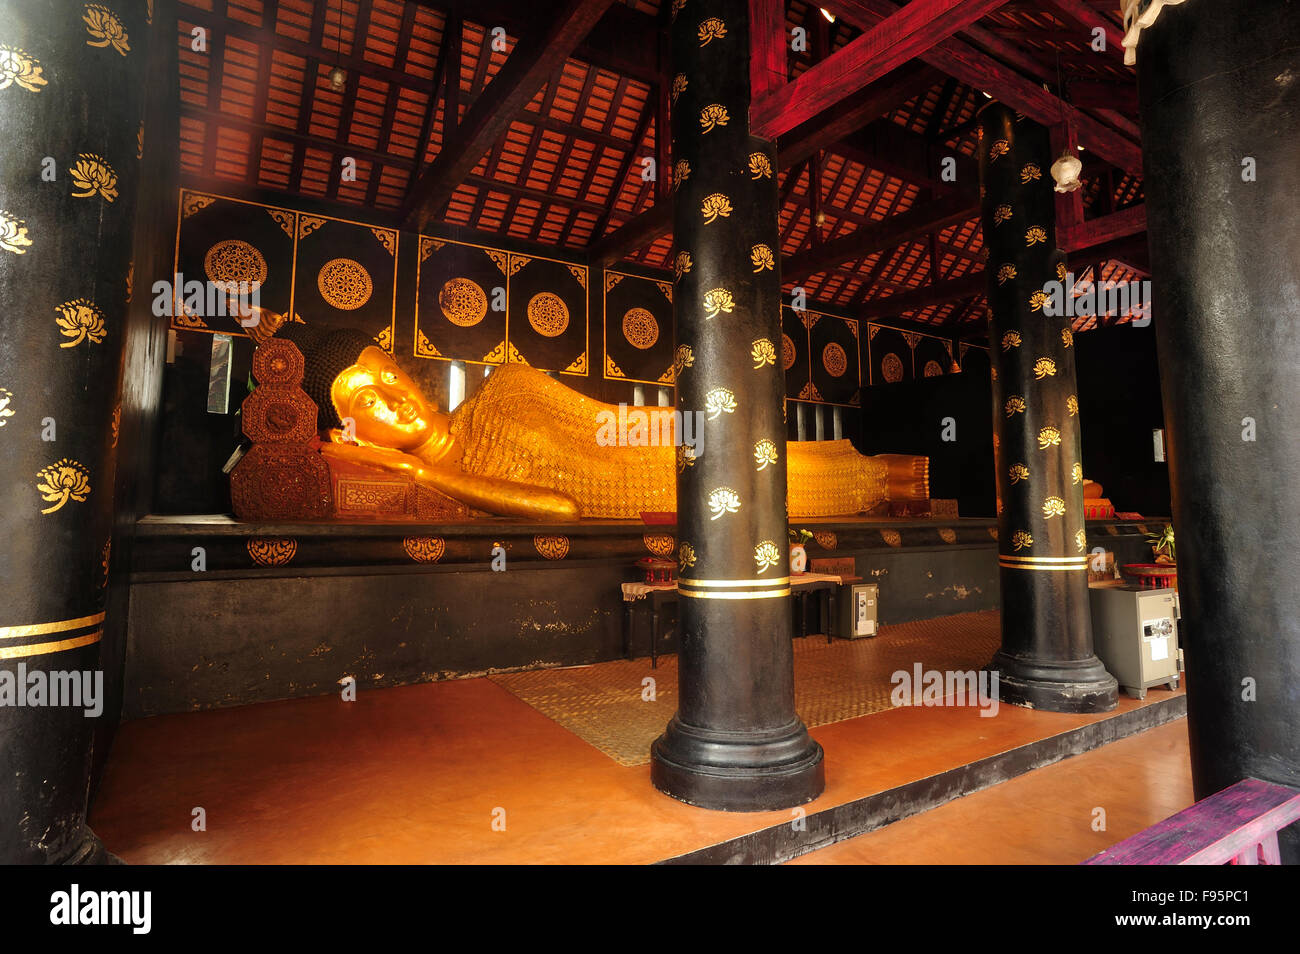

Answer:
[121,515,1161,717]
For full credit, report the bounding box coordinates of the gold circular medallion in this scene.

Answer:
[781,333,796,371]
[439,277,488,327]
[317,258,373,311]
[923,360,944,377]
[882,352,904,383]
[622,307,659,350]
[822,342,848,378]
[204,239,267,292]
[527,292,569,337]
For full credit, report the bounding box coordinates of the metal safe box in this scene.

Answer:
[833,583,879,639]
[1087,584,1181,699]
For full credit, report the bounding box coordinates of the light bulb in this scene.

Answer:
[820,8,836,23]
[328,66,347,91]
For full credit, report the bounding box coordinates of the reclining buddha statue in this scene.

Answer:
[253,318,928,522]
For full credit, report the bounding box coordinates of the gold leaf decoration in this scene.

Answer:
[54,298,107,348]
[69,154,118,202]
[1029,290,1050,312]
[1032,357,1057,379]
[1076,529,1087,553]
[673,159,690,192]
[439,277,488,327]
[881,530,902,548]
[699,104,729,134]
[604,271,623,292]
[416,330,443,358]
[1025,226,1047,246]
[671,73,687,104]
[1067,395,1079,416]
[1062,328,1073,348]
[1004,395,1026,417]
[527,292,569,337]
[1038,426,1062,449]
[533,535,570,560]
[939,528,957,544]
[183,192,216,218]
[622,308,659,349]
[993,204,1013,226]
[799,381,824,401]
[823,342,848,377]
[1020,163,1042,183]
[1011,530,1033,551]
[374,326,393,354]
[997,264,1017,285]
[0,387,13,426]
[674,343,694,375]
[702,287,734,319]
[1057,261,1068,282]
[700,192,732,223]
[0,46,48,92]
[753,439,777,471]
[813,531,837,550]
[109,404,120,447]
[0,210,32,254]
[370,228,397,256]
[754,540,781,573]
[1009,463,1029,484]
[1072,463,1083,485]
[205,238,267,292]
[567,265,587,290]
[420,237,444,262]
[1043,496,1066,518]
[989,139,1010,161]
[748,152,772,179]
[83,4,130,55]
[36,459,91,514]
[698,17,727,46]
[750,243,774,272]
[678,541,697,570]
[101,539,111,586]
[297,216,326,240]
[318,258,373,310]
[676,443,697,472]
[403,536,446,563]
[643,534,675,558]
[781,333,796,371]
[707,487,740,520]
[136,122,143,159]
[881,352,904,384]
[704,387,736,420]
[1001,331,1022,351]
[673,250,693,280]
[751,338,776,369]
[247,538,296,566]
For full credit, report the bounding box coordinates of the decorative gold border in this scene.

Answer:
[602,268,677,387]
[0,611,106,640]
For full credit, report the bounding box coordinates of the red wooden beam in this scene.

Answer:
[588,203,672,266]
[751,0,1009,140]
[857,268,987,317]
[1040,0,1125,57]
[402,0,614,231]
[1059,203,1146,253]
[749,0,787,104]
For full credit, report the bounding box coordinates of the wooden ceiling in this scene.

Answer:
[176,0,1147,332]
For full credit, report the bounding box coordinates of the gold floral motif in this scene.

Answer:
[1001,331,1022,351]
[1009,463,1029,484]
[533,535,570,560]
[183,192,217,218]
[101,538,111,586]
[923,360,943,377]
[704,387,736,420]
[674,343,694,375]
[1043,496,1066,518]
[36,459,90,514]
[989,139,1010,161]
[751,338,776,369]
[527,292,569,337]
[83,4,130,55]
[699,104,729,134]
[698,17,727,45]
[205,239,267,292]
[439,277,488,327]
[823,342,848,378]
[993,204,1012,226]
[0,210,32,255]
[1004,395,1026,417]
[1029,290,1050,312]
[1020,163,1042,183]
[1011,530,1033,551]
[671,73,688,104]
[125,260,133,303]
[707,487,740,520]
[136,122,143,159]
[754,439,778,471]
[1072,463,1083,485]
[318,258,373,311]
[1038,426,1062,449]
[403,536,446,563]
[1067,395,1079,416]
[374,326,393,354]
[755,540,782,573]
[1076,529,1087,553]
[298,216,326,240]
[1056,261,1068,282]
[110,404,120,448]
[0,46,48,92]
[997,264,1017,285]
[702,287,734,319]
[881,530,902,548]
[676,443,697,472]
[813,531,837,550]
[671,0,687,21]
[748,152,772,179]
[939,528,957,544]
[0,387,13,426]
[678,541,697,569]
[1025,226,1047,246]
[881,352,904,383]
[781,333,796,371]
[54,299,107,348]
[673,250,693,280]
[700,192,732,223]
[1062,328,1073,348]
[673,159,690,192]
[247,538,296,566]
[644,534,675,558]
[799,381,824,401]
[619,307,658,350]
[750,244,774,272]
[1033,357,1057,379]
[988,526,1000,541]
[69,154,118,202]
[268,209,296,239]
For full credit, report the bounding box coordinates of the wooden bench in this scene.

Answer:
[1084,777,1300,865]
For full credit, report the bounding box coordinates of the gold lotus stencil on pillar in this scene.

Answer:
[0,46,48,91]
[671,73,687,103]
[1038,426,1062,448]
[993,204,1013,226]
[622,308,659,349]
[748,152,772,179]
[997,264,1017,285]
[533,535,570,560]
[1029,290,1050,312]
[1005,395,1026,417]
[1033,357,1057,379]
[701,193,732,223]
[1075,529,1087,553]
[317,258,373,310]
[101,539,111,586]
[1062,328,1074,348]
[69,154,118,202]
[1067,395,1079,416]
[1025,226,1048,246]
[751,338,776,369]
[1020,163,1042,183]
[699,104,729,133]
[54,299,106,348]
[0,210,32,254]
[1009,462,1030,484]
[674,344,694,375]
[439,278,488,327]
[403,537,446,563]
[750,244,774,272]
[1001,331,1022,351]
[698,17,727,45]
[247,538,296,566]
[676,443,697,472]
[989,139,1010,161]
[109,404,120,447]
[1043,496,1066,518]
[36,459,90,514]
[754,540,781,573]
[704,387,736,420]
[702,287,734,319]
[0,387,13,426]
[527,292,569,336]
[83,4,130,55]
[822,343,848,377]
[707,487,741,520]
[1011,530,1033,551]
[673,159,691,192]
[678,541,697,570]
[753,439,777,471]
[673,250,693,279]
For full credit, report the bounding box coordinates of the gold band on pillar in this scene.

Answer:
[0,631,103,660]
[677,576,792,600]
[0,612,107,640]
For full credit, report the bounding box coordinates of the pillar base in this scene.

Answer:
[989,650,1118,713]
[61,828,124,866]
[651,716,825,812]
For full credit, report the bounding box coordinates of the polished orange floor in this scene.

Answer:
[90,667,1185,864]
[792,718,1193,864]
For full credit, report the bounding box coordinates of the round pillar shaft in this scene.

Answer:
[1136,0,1300,860]
[651,0,824,810]
[0,0,147,862]
[978,103,1117,713]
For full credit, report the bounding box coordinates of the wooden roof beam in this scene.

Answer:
[858,268,987,317]
[401,0,615,232]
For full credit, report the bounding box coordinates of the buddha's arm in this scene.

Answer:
[319,443,580,521]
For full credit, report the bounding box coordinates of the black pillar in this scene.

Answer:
[1135,0,1300,860]
[0,0,149,862]
[978,103,1117,713]
[651,0,824,810]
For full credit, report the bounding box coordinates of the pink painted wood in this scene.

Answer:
[1084,777,1300,865]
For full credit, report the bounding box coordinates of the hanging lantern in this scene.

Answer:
[1051,152,1083,193]
[328,66,347,91]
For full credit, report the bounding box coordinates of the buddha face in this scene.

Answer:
[330,346,450,455]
